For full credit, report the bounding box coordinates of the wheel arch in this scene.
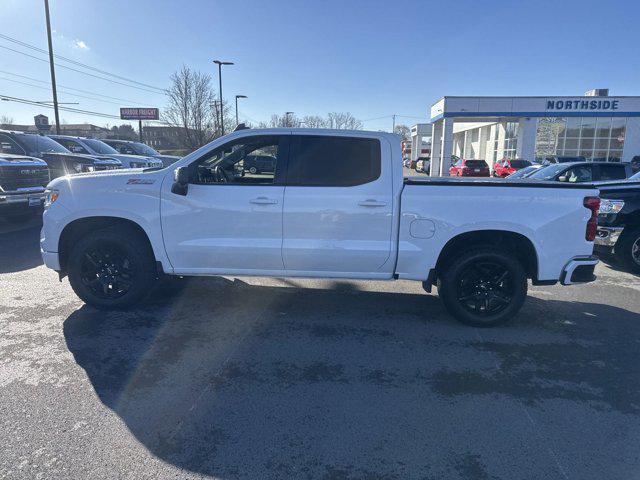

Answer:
[58,216,160,274]
[433,230,539,283]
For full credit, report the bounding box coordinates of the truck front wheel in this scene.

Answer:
[438,248,527,327]
[67,226,157,310]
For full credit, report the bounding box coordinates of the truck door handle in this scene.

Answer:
[358,199,387,207]
[249,197,278,205]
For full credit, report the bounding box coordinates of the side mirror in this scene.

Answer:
[171,166,189,195]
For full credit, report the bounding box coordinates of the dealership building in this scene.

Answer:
[427,89,640,176]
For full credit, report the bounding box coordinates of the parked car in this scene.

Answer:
[505,164,542,179]
[594,178,640,272]
[0,130,122,179]
[526,162,632,183]
[543,155,587,165]
[0,153,49,220]
[493,159,533,177]
[49,135,163,169]
[42,129,600,327]
[102,139,180,167]
[243,154,276,174]
[449,158,490,177]
[415,157,430,174]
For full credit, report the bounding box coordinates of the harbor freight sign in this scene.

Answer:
[120,107,159,120]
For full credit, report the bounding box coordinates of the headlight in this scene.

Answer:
[72,162,83,173]
[599,199,625,214]
[44,189,59,207]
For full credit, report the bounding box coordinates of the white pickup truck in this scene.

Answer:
[41,129,600,327]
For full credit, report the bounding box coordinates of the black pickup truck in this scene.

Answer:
[0,153,49,220]
[0,130,121,178]
[595,174,640,272]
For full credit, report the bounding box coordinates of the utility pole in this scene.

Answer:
[392,114,396,133]
[285,111,294,127]
[44,0,60,134]
[213,60,233,135]
[138,120,143,142]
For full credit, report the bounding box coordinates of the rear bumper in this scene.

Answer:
[594,226,624,249]
[560,255,599,285]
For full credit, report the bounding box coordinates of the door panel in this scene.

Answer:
[282,135,394,275]
[161,134,288,274]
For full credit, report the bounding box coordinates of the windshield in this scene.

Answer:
[14,134,70,155]
[508,166,538,178]
[510,160,532,168]
[630,171,640,180]
[528,164,568,180]
[465,160,488,168]
[132,142,159,156]
[83,138,119,155]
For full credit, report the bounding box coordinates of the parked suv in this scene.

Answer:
[102,139,180,167]
[594,176,640,272]
[449,158,490,177]
[0,130,121,179]
[493,159,532,177]
[527,161,632,183]
[0,153,49,220]
[49,135,162,169]
[243,154,276,174]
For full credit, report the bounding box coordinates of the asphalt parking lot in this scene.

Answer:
[1,218,640,480]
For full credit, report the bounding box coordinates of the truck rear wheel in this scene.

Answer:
[67,226,157,310]
[438,247,527,327]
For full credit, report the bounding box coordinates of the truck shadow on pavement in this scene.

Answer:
[63,277,640,479]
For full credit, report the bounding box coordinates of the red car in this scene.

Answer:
[449,158,490,177]
[493,158,533,177]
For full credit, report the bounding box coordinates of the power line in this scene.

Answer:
[0,44,165,95]
[0,71,151,106]
[0,33,165,92]
[1,93,121,120]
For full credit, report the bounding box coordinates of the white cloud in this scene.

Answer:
[73,39,89,50]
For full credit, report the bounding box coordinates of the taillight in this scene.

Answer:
[584,196,600,241]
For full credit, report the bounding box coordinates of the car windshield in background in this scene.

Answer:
[510,160,532,168]
[132,142,160,156]
[527,164,567,180]
[507,166,538,178]
[83,139,119,155]
[465,160,488,167]
[15,134,70,155]
[630,171,640,180]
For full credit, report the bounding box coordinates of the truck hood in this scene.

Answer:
[0,155,47,167]
[47,167,163,190]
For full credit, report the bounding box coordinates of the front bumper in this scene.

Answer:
[594,226,624,248]
[0,190,46,209]
[560,255,599,285]
[41,249,61,271]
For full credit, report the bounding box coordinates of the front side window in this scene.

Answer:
[288,136,381,186]
[559,165,592,183]
[192,136,282,185]
[55,139,89,154]
[0,134,25,155]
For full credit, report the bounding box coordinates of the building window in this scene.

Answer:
[502,122,518,159]
[535,117,626,162]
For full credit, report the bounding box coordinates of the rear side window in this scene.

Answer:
[465,160,488,168]
[598,164,627,181]
[288,136,381,186]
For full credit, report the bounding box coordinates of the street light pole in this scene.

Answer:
[235,95,247,126]
[213,60,234,135]
[43,0,60,134]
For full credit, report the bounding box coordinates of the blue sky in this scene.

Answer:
[1,0,638,131]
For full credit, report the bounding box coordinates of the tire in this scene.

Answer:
[615,227,640,273]
[438,247,527,327]
[249,166,258,174]
[67,225,157,310]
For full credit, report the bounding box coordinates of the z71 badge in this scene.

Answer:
[126,178,156,185]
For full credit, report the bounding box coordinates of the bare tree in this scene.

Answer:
[0,115,14,125]
[302,115,326,128]
[326,112,363,130]
[163,65,230,149]
[394,124,411,140]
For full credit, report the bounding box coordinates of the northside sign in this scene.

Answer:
[120,107,159,120]
[546,99,620,111]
